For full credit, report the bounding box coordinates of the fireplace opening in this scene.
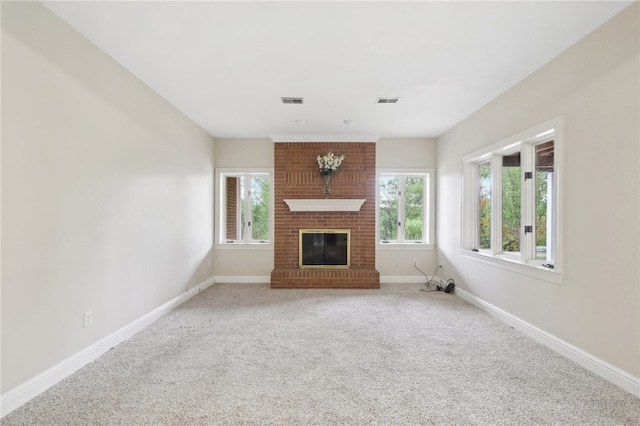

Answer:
[299,229,350,268]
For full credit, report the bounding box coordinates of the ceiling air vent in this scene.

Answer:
[281,97,304,104]
[376,97,400,104]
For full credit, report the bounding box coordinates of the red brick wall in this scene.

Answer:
[225,177,237,240]
[271,142,379,288]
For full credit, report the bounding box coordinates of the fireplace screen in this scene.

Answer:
[299,229,350,268]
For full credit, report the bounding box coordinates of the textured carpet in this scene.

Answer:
[3,283,639,425]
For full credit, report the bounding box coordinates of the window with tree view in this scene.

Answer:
[464,122,559,273]
[502,151,521,255]
[379,172,432,244]
[478,161,491,251]
[220,172,271,244]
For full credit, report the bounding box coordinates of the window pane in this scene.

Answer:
[535,141,554,261]
[502,153,521,254]
[404,176,424,241]
[251,176,270,241]
[478,162,491,250]
[240,177,248,240]
[379,176,398,241]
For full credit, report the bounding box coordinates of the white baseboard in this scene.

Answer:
[0,277,216,418]
[214,276,270,284]
[455,287,640,398]
[380,276,429,284]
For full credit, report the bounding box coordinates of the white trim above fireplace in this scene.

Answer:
[284,199,367,212]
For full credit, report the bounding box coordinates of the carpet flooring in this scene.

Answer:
[3,283,639,425]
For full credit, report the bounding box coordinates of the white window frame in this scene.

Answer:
[461,118,562,283]
[376,169,435,248]
[216,168,274,247]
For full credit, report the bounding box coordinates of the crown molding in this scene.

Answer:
[270,134,379,143]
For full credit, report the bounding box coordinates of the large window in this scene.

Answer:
[378,171,434,245]
[463,119,560,279]
[218,170,272,244]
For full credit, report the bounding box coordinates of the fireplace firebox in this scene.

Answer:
[299,229,350,268]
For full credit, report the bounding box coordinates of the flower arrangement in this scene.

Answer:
[317,151,345,176]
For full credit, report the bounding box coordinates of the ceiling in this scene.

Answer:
[43,1,633,139]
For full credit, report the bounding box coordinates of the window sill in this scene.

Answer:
[216,243,273,250]
[460,249,562,284]
[378,243,435,251]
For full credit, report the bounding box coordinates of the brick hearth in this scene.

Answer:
[270,142,379,288]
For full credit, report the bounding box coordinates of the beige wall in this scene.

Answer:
[1,2,215,393]
[377,138,436,169]
[437,3,639,377]
[214,138,274,168]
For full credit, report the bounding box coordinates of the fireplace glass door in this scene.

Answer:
[299,230,350,268]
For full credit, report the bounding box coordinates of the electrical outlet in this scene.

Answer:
[83,311,93,328]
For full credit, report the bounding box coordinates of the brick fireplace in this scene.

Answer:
[270,141,380,288]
